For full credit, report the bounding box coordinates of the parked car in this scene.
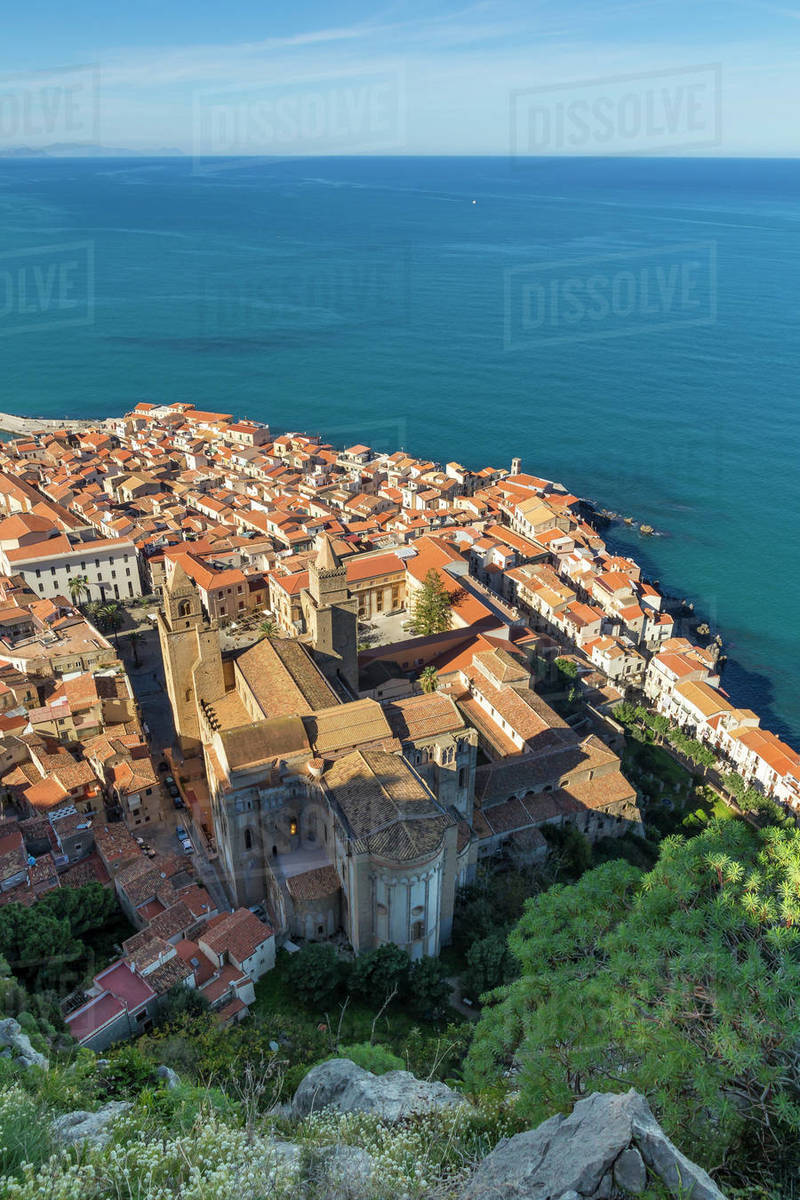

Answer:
[172,795,184,809]
[175,826,186,839]
[181,840,194,855]
[158,761,168,773]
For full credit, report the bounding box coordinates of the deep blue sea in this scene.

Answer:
[0,156,797,742]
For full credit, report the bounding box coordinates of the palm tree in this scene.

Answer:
[259,617,278,639]
[128,629,143,667]
[99,603,123,648]
[67,574,90,608]
[419,666,439,694]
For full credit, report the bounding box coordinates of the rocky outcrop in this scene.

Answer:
[292,1057,466,1121]
[0,1018,48,1070]
[303,1145,374,1198]
[458,1090,726,1200]
[156,1064,180,1090]
[52,1102,132,1149]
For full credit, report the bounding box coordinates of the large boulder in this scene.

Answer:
[0,1017,48,1070]
[52,1102,131,1149]
[292,1057,465,1121]
[459,1090,726,1200]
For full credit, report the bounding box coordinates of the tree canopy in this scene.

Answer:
[465,819,800,1179]
[419,665,439,694]
[407,570,453,636]
[0,883,118,991]
[285,942,343,1010]
[348,943,410,1006]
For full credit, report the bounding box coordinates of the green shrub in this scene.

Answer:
[25,1054,99,1113]
[462,934,518,1001]
[134,1080,239,1134]
[100,1043,157,1099]
[336,1042,404,1074]
[0,1086,53,1180]
[286,943,346,1010]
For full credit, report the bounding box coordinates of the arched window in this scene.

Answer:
[178,599,191,618]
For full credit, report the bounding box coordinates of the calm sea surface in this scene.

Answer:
[0,156,797,741]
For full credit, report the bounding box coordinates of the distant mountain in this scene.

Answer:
[0,143,185,158]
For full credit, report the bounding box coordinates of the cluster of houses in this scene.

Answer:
[65,822,273,1050]
[0,567,274,1048]
[0,574,161,858]
[1,401,797,818]
[0,401,798,1053]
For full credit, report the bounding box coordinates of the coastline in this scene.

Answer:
[0,411,108,436]
[0,406,794,747]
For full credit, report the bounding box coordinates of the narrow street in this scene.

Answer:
[118,613,233,912]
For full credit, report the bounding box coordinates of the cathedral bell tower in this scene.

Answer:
[157,558,224,755]
[301,534,359,695]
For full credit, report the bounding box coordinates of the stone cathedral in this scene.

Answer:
[158,535,478,959]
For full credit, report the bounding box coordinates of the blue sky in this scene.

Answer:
[1,0,798,154]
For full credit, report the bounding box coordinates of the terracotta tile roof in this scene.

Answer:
[236,636,338,719]
[147,956,194,995]
[23,776,69,810]
[200,907,273,963]
[146,900,194,942]
[286,864,341,901]
[303,699,392,754]
[324,748,455,862]
[385,692,466,742]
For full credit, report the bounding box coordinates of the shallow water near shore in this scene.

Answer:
[0,155,797,741]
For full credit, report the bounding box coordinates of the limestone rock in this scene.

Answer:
[614,1147,647,1194]
[459,1090,726,1200]
[271,1140,303,1169]
[0,1017,48,1070]
[292,1057,465,1121]
[306,1145,374,1198]
[631,1104,726,1200]
[156,1064,180,1089]
[52,1101,131,1148]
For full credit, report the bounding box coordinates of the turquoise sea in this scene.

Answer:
[0,156,797,742]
